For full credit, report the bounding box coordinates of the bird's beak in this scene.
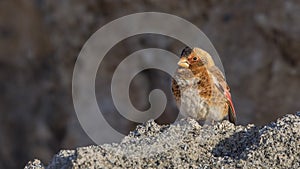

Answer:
[177,57,190,68]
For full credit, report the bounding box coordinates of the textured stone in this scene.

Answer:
[25,113,300,168]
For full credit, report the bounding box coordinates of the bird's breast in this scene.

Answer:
[173,68,200,87]
[173,68,209,120]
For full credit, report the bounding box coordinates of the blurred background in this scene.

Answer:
[0,0,299,168]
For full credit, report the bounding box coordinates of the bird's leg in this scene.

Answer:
[211,120,216,125]
[203,119,214,126]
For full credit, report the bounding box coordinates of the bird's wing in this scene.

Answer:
[208,66,236,124]
[208,66,228,91]
[171,78,181,105]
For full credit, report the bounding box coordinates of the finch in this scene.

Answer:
[172,47,236,124]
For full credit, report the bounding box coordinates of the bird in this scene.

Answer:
[172,47,236,124]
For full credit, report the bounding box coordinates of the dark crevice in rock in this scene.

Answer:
[212,126,260,160]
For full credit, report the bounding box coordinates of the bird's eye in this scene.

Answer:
[193,57,198,61]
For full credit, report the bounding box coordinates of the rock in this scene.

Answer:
[25,113,300,168]
[24,159,44,169]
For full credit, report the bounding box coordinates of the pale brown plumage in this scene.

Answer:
[172,47,236,124]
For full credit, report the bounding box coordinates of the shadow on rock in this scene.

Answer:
[212,126,260,160]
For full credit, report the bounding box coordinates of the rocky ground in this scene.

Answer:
[25,112,300,169]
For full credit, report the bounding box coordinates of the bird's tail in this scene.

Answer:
[225,91,237,125]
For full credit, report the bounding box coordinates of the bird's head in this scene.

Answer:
[177,47,215,69]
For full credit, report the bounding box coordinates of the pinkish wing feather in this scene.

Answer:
[208,66,236,124]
